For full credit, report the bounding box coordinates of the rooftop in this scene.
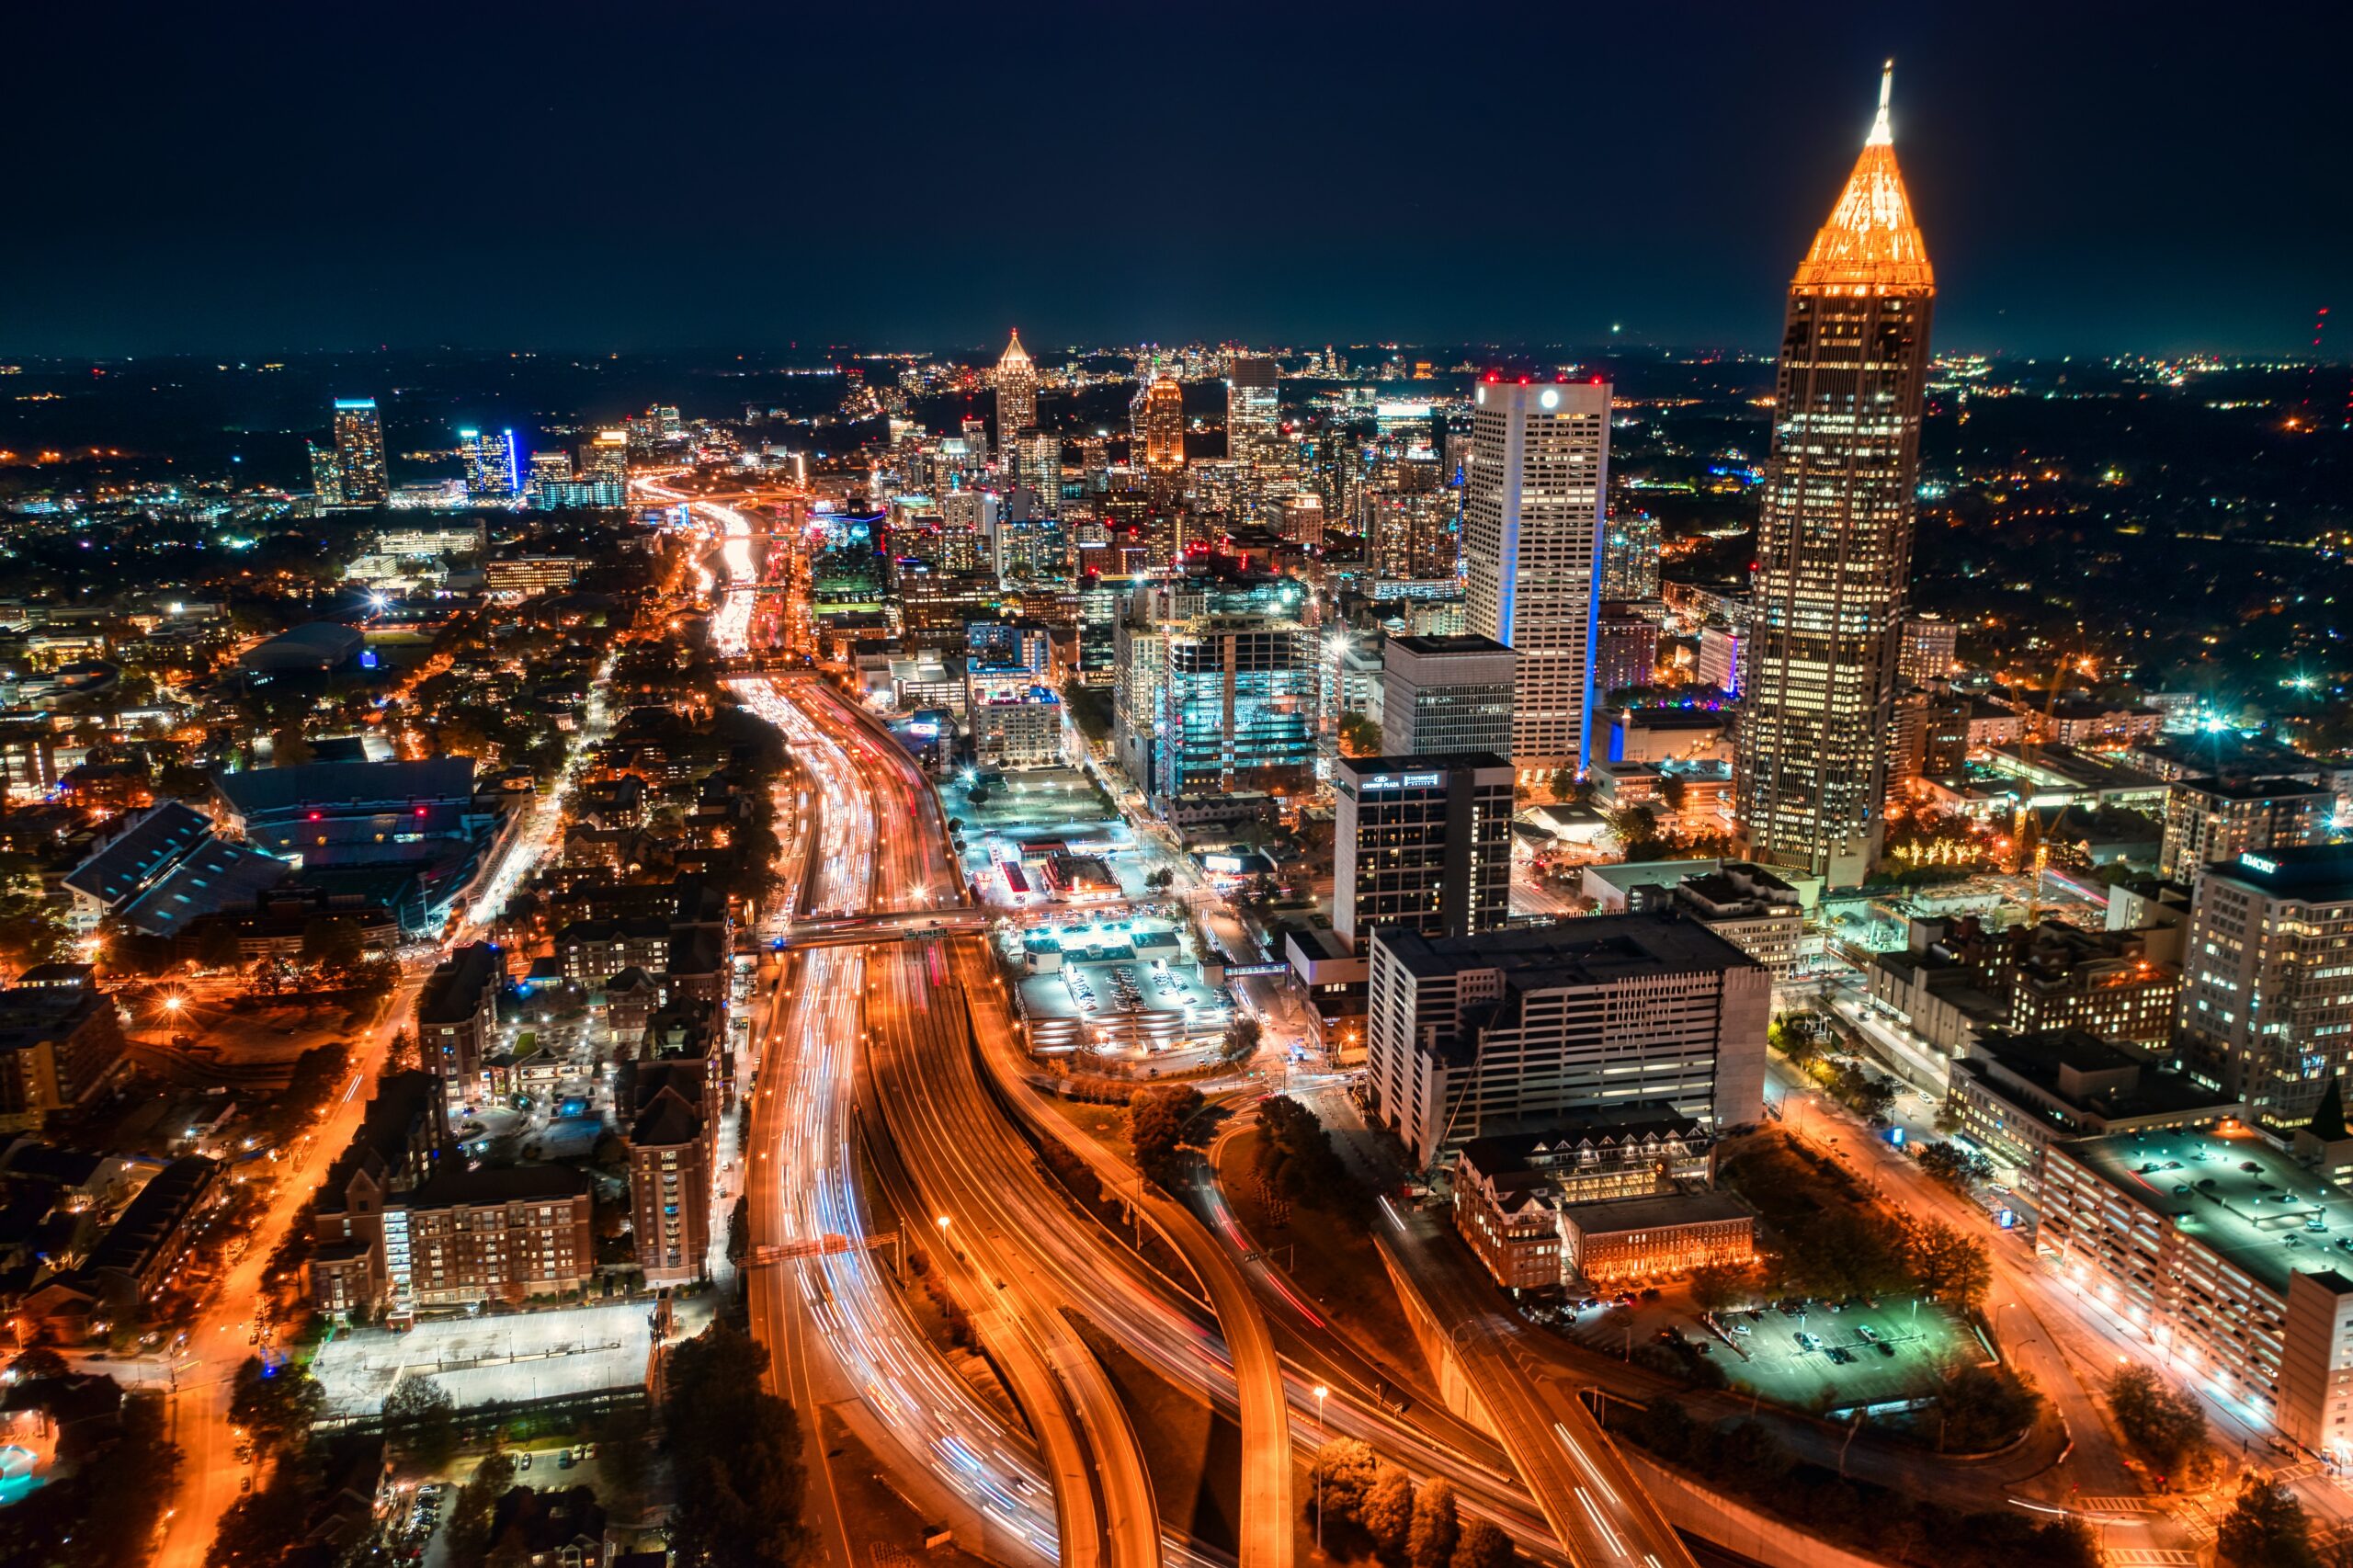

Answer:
[214,756,476,816]
[2204,844,2353,900]
[2060,1128,2353,1295]
[1387,634,1513,659]
[1560,1189,1752,1236]
[1373,914,1760,987]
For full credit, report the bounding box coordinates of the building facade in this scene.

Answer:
[1380,634,1516,756]
[1332,753,1513,948]
[1365,918,1769,1165]
[2159,776,2332,879]
[332,398,390,505]
[2178,846,2353,1128]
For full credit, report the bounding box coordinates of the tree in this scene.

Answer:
[1337,712,1382,757]
[7,1346,68,1381]
[664,1322,810,1568]
[195,920,245,971]
[1255,1096,1364,1220]
[1689,1263,1761,1313]
[1126,1085,1205,1187]
[1409,1478,1460,1568]
[1222,1015,1263,1062]
[1309,1437,1378,1530]
[1362,1469,1415,1562]
[597,1403,653,1509]
[300,915,366,973]
[2104,1365,2214,1485]
[445,1450,517,1568]
[381,1374,457,1471]
[1451,1517,1515,1568]
[1548,767,1576,801]
[1907,1218,1993,1310]
[1916,1141,1993,1191]
[727,1197,751,1267]
[2218,1476,2316,1568]
[1936,1364,2042,1452]
[228,1357,324,1457]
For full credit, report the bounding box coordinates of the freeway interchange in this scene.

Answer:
[702,491,1704,1568]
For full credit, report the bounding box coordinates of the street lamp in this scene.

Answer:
[1312,1384,1329,1554]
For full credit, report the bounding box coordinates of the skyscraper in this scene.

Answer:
[1601,510,1662,600]
[1463,379,1611,778]
[1133,374,1185,472]
[1733,64,1934,887]
[459,427,519,501]
[995,331,1037,456]
[332,398,389,505]
[1226,355,1280,464]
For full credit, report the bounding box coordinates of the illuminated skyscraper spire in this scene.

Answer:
[1733,64,1937,886]
[1794,60,1932,293]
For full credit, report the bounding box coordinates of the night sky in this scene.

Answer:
[13,1,2349,359]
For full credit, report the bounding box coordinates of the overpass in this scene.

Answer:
[772,908,991,949]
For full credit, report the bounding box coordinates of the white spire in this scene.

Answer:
[1867,59,1894,146]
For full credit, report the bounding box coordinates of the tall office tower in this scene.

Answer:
[2177,845,2353,1127]
[1113,578,1313,806]
[1601,511,1662,600]
[1592,602,1660,702]
[332,398,389,505]
[1381,634,1516,756]
[585,428,630,484]
[528,449,574,499]
[995,331,1038,454]
[1134,375,1185,471]
[1016,430,1062,513]
[308,441,344,506]
[459,427,519,500]
[1898,613,1958,687]
[1226,355,1280,463]
[961,416,990,467]
[1333,753,1514,948]
[1733,65,1934,888]
[1463,379,1612,778]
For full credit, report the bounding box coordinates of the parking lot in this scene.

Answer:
[312,1297,711,1416]
[1563,1291,1986,1415]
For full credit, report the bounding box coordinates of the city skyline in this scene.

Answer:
[8,5,2348,359]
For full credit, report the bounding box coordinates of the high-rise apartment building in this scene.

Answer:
[528,449,573,499]
[2178,845,2353,1127]
[2159,776,2333,879]
[1332,753,1513,948]
[332,398,389,505]
[309,441,344,506]
[1134,375,1185,472]
[1592,602,1659,702]
[1016,430,1062,511]
[460,427,519,500]
[1899,613,1958,687]
[1734,67,1934,887]
[1381,634,1516,756]
[1601,512,1662,601]
[1463,379,1611,778]
[585,428,630,485]
[1226,356,1280,464]
[1696,621,1742,697]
